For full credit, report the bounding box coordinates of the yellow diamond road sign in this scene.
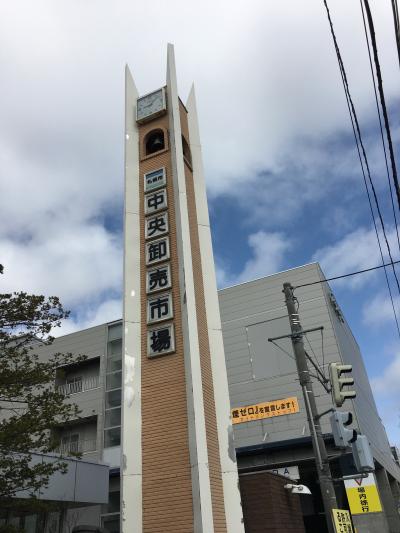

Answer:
[344,473,382,515]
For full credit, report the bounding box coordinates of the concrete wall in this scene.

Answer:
[37,323,108,362]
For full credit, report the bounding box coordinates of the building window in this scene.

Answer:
[145,129,165,155]
[104,325,122,448]
[182,135,192,167]
[105,407,121,429]
[61,433,80,454]
[104,427,120,447]
[101,514,120,533]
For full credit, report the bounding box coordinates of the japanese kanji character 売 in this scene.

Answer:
[148,267,169,291]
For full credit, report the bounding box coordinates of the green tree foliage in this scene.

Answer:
[0,291,84,501]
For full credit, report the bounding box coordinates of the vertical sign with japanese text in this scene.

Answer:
[332,509,354,533]
[344,474,382,515]
[144,167,175,358]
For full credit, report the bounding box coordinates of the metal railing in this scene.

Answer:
[57,375,100,396]
[57,438,97,455]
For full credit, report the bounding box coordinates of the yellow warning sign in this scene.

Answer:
[231,397,299,424]
[344,474,382,515]
[332,509,354,533]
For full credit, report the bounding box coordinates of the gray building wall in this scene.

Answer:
[218,262,400,483]
[319,274,398,479]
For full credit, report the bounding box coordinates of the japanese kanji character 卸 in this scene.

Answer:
[148,240,168,262]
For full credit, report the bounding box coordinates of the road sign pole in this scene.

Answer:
[283,282,338,533]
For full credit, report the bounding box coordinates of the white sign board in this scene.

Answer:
[267,465,300,480]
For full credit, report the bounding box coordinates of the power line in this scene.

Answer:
[293,259,400,289]
[322,0,400,337]
[362,0,400,217]
[359,0,400,256]
[391,0,400,71]
[269,338,296,361]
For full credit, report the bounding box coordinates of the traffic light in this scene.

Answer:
[352,435,375,473]
[329,362,356,407]
[330,410,357,448]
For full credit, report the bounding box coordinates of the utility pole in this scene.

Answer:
[283,282,338,533]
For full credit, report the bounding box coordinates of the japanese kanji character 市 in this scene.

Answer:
[149,296,170,320]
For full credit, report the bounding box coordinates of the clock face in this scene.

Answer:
[137,88,166,122]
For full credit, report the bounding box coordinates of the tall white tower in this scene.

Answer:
[121,44,244,533]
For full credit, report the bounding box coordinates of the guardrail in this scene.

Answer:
[57,375,100,396]
[57,438,97,455]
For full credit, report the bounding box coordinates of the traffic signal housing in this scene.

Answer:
[352,434,375,473]
[330,410,357,449]
[329,362,356,407]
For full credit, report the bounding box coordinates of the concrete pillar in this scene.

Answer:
[375,467,400,532]
[388,475,400,521]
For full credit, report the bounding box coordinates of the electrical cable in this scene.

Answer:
[322,0,400,338]
[269,339,296,361]
[363,0,400,224]
[293,259,400,289]
[391,0,400,73]
[359,0,400,256]
[304,333,319,368]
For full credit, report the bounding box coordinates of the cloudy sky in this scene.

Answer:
[1,1,400,445]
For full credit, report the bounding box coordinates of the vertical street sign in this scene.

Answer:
[344,474,383,515]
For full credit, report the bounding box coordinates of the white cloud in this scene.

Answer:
[313,226,400,288]
[56,298,122,337]
[362,292,400,327]
[372,353,400,395]
[371,353,400,447]
[0,0,397,319]
[0,222,122,308]
[217,231,290,287]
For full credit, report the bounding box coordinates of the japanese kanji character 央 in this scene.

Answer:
[146,213,167,238]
